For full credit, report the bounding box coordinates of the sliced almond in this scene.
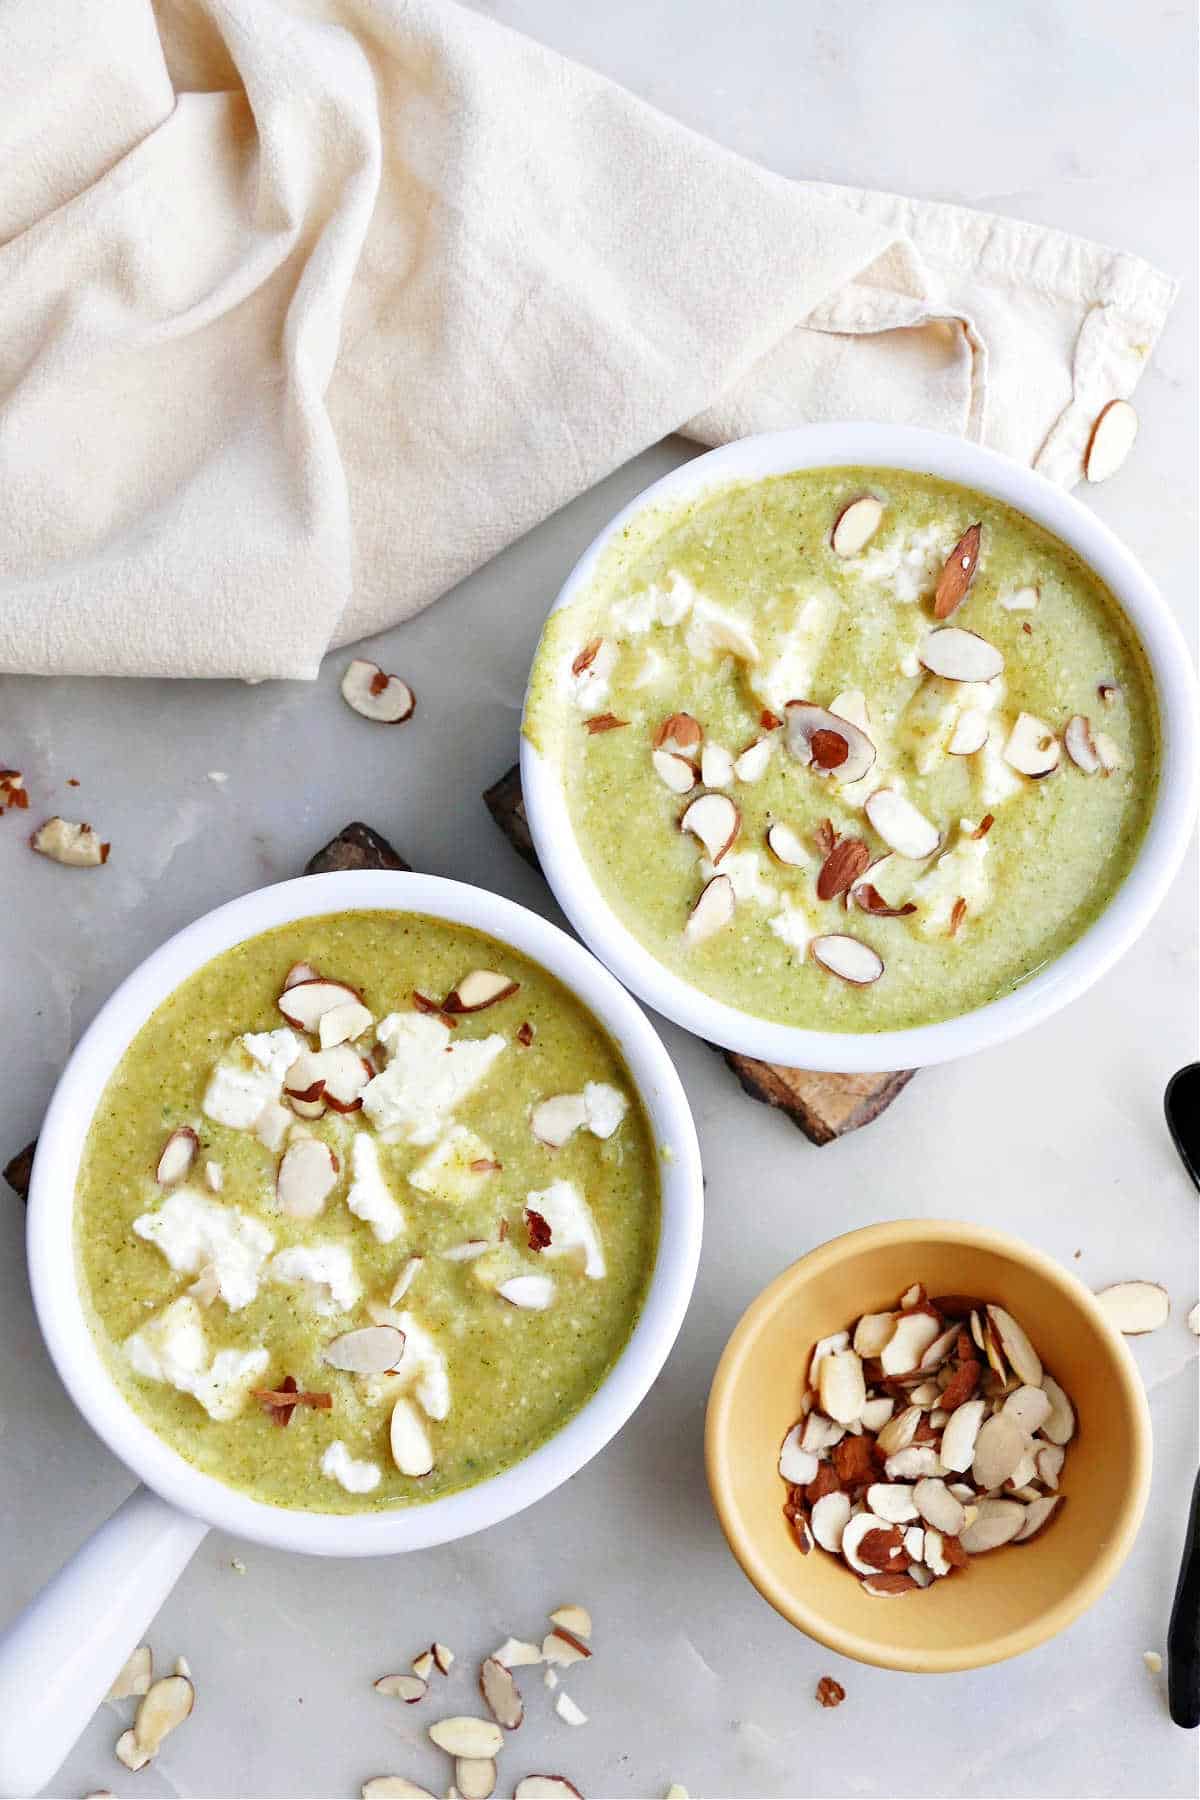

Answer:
[1003,712,1060,777]
[277,1137,339,1219]
[785,703,876,784]
[875,1404,922,1458]
[115,1731,152,1772]
[341,659,416,723]
[817,1348,866,1425]
[778,1422,819,1486]
[428,1719,504,1761]
[971,1412,1026,1490]
[107,1645,153,1701]
[278,977,363,1033]
[319,1000,374,1048]
[531,1093,588,1147]
[514,1782,584,1799]
[918,628,1004,683]
[652,749,699,794]
[810,1491,852,1552]
[939,1398,987,1473]
[433,1644,456,1674]
[654,711,703,751]
[861,1572,918,1598]
[853,1312,898,1357]
[492,1639,542,1668]
[1000,1384,1052,1435]
[684,874,735,945]
[375,1674,428,1703]
[31,817,110,866]
[801,1411,845,1455]
[912,1478,965,1537]
[985,1306,1043,1386]
[733,737,773,783]
[442,1240,490,1262]
[479,1656,524,1729]
[324,1324,406,1374]
[816,835,871,900]
[884,1446,946,1481]
[700,743,734,788]
[554,1692,588,1727]
[810,933,884,986]
[412,1651,436,1680]
[1096,1279,1170,1334]
[542,1627,591,1668]
[155,1127,198,1187]
[455,1761,497,1800]
[1015,1495,1065,1543]
[1064,714,1102,775]
[880,1311,941,1376]
[1094,730,1123,773]
[859,1396,895,1432]
[497,1275,555,1311]
[944,708,988,757]
[1085,398,1138,483]
[959,1496,1025,1553]
[284,960,320,989]
[362,1782,438,1800]
[865,1483,919,1524]
[680,792,740,863]
[390,1257,424,1304]
[840,1512,892,1576]
[390,1398,434,1477]
[933,523,982,620]
[918,1325,960,1372]
[548,1605,592,1639]
[584,712,628,734]
[864,789,940,860]
[443,971,520,1014]
[831,494,885,557]
[133,1674,194,1754]
[1189,1303,1200,1336]
[1035,1444,1066,1489]
[765,822,810,867]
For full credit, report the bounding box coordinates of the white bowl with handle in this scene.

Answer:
[521,424,1199,1071]
[0,870,703,1798]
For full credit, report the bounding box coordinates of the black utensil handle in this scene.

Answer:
[1168,1468,1200,1728]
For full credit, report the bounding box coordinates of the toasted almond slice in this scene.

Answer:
[362,1782,437,1800]
[839,1512,891,1576]
[1096,1280,1170,1334]
[497,1275,555,1311]
[811,933,884,986]
[880,1311,941,1376]
[947,709,989,756]
[456,1761,497,1800]
[1064,714,1102,775]
[1094,730,1123,773]
[1085,398,1139,482]
[905,1379,941,1407]
[1003,712,1060,778]
[390,1398,434,1477]
[680,792,740,863]
[733,737,773,783]
[864,788,940,860]
[778,1422,819,1486]
[816,835,871,901]
[785,703,876,784]
[853,1311,898,1357]
[31,816,110,866]
[531,1093,588,1147]
[861,1572,918,1598]
[492,1638,542,1669]
[684,873,735,945]
[985,1306,1043,1386]
[428,1719,504,1760]
[479,1656,524,1729]
[319,1000,374,1048]
[554,1692,587,1727]
[810,1491,852,1552]
[654,711,703,751]
[514,1782,584,1799]
[412,1650,436,1679]
[884,1446,946,1481]
[391,1257,424,1304]
[115,1730,152,1772]
[277,1137,339,1219]
[133,1674,194,1754]
[939,1398,987,1473]
[809,1330,850,1378]
[324,1325,406,1374]
[971,1412,1026,1490]
[875,1404,922,1458]
[1001,1384,1052,1435]
[107,1644,153,1701]
[1000,585,1040,612]
[818,1348,867,1425]
[865,1483,919,1524]
[912,1478,965,1537]
[278,978,363,1033]
[765,822,810,867]
[959,1496,1025,1552]
[342,659,416,723]
[548,1605,592,1639]
[155,1127,199,1187]
[652,749,698,794]
[800,1410,845,1454]
[542,1628,591,1668]
[831,494,885,556]
[1014,1495,1066,1543]
[859,1397,895,1432]
[918,628,1004,683]
[375,1674,428,1703]
[700,743,734,788]
[918,1325,960,1373]
[443,971,520,1014]
[933,524,982,620]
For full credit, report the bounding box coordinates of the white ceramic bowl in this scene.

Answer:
[1,872,702,1798]
[522,424,1199,1071]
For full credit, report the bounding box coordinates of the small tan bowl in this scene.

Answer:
[705,1219,1152,1672]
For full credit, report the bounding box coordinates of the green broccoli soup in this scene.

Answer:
[75,912,660,1512]
[525,467,1159,1031]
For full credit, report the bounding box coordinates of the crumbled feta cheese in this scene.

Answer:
[900,676,1002,774]
[527,1180,606,1279]
[321,1439,381,1494]
[569,636,618,715]
[976,718,1025,806]
[254,1101,293,1152]
[204,1161,223,1192]
[408,1124,498,1205]
[911,823,992,938]
[582,1081,627,1139]
[768,899,816,954]
[632,647,668,688]
[243,1028,304,1082]
[686,594,759,665]
[1000,585,1039,610]
[699,849,775,907]
[125,1297,267,1421]
[268,1243,361,1315]
[853,523,950,604]
[202,1058,282,1131]
[748,588,835,710]
[345,1132,406,1244]
[393,1312,451,1419]
[363,1012,505,1144]
[133,1189,274,1311]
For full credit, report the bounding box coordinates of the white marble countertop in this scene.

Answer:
[1,2,1196,1796]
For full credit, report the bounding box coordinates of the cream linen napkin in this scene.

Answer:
[0,0,1176,680]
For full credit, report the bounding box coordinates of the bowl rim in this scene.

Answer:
[26,870,703,1557]
[703,1217,1154,1672]
[521,422,1199,1071]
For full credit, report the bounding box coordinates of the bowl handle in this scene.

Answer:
[0,1484,208,1798]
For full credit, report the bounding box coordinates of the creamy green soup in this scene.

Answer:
[76,912,660,1512]
[526,467,1159,1030]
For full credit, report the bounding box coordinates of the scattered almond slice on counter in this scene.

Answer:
[785,703,876,784]
[363,1779,438,1799]
[115,1730,152,1772]
[107,1645,153,1701]
[429,1719,504,1760]
[664,1787,690,1799]
[433,1644,456,1675]
[1144,1651,1163,1675]
[479,1656,524,1728]
[1003,712,1060,777]
[932,523,982,620]
[831,494,885,556]
[0,769,29,812]
[324,1324,406,1373]
[1188,1303,1200,1335]
[456,1759,497,1800]
[31,816,110,866]
[390,1398,434,1477]
[864,789,940,860]
[1095,1280,1170,1334]
[375,1674,428,1703]
[548,1605,592,1638]
[684,873,735,945]
[341,659,416,723]
[515,1780,583,1799]
[918,628,1004,683]
[492,1638,542,1668]
[543,1668,559,1691]
[155,1127,198,1187]
[680,792,740,862]
[810,934,883,986]
[131,1672,194,1758]
[412,1649,437,1680]
[554,1693,587,1727]
[276,1137,339,1219]
[542,1627,591,1668]
[1085,398,1139,482]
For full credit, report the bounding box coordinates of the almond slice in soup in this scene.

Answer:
[765,822,810,867]
[680,792,740,862]
[947,709,989,755]
[278,977,363,1032]
[918,628,1004,683]
[811,934,884,986]
[1003,712,1060,778]
[785,703,876,784]
[1064,714,1102,774]
[831,494,885,557]
[443,971,520,1013]
[156,1127,199,1187]
[932,523,982,620]
[652,749,699,794]
[390,1398,434,1477]
[324,1324,406,1374]
[684,874,735,945]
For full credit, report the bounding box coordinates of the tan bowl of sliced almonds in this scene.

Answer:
[705,1219,1152,1672]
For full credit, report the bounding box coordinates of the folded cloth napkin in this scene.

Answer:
[0,0,1176,680]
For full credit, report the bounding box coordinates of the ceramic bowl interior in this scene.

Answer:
[705,1219,1152,1672]
[521,423,1199,1072]
[27,871,703,1557]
